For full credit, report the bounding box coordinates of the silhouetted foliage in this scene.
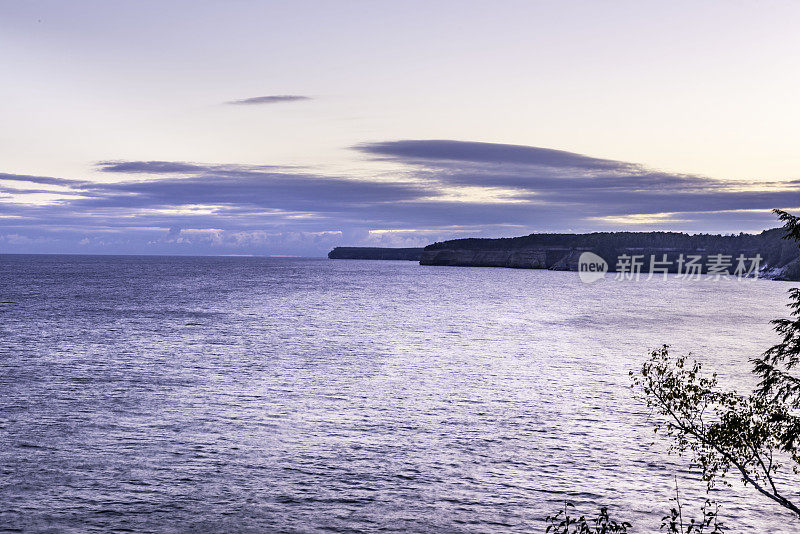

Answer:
[661,500,724,534]
[661,478,725,533]
[544,491,725,533]
[545,502,631,533]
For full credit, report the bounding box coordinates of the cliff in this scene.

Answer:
[328,247,424,261]
[420,229,800,280]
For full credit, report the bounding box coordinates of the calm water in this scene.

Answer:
[1,255,798,533]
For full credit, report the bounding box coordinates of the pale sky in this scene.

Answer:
[2,0,800,255]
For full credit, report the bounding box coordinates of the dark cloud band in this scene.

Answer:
[2,140,798,254]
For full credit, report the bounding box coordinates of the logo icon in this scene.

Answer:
[578,251,608,284]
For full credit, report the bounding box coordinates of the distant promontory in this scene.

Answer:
[328,247,423,261]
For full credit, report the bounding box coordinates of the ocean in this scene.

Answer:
[0,255,797,532]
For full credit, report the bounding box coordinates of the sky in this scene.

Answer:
[2,0,800,256]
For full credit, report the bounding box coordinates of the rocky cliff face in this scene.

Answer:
[419,248,575,269]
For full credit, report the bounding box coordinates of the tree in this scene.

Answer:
[632,209,800,519]
[632,346,799,516]
[752,211,800,412]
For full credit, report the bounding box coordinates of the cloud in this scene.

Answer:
[226,95,311,105]
[78,166,433,211]
[354,139,800,218]
[0,172,88,187]
[96,161,207,174]
[355,139,637,171]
